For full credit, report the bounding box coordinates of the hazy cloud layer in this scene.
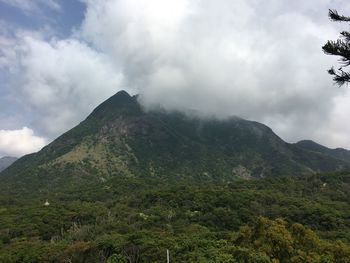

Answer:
[0,127,46,157]
[1,0,350,157]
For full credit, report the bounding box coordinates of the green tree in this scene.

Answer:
[323,10,350,86]
[107,254,128,263]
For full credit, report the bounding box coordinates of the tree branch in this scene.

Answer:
[329,9,350,22]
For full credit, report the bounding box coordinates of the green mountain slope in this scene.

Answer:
[1,91,350,262]
[1,91,349,193]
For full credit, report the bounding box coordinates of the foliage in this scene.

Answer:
[0,172,349,262]
[0,91,349,261]
[323,9,350,86]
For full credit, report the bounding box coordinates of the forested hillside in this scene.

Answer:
[1,92,350,262]
[1,91,349,195]
[0,172,349,262]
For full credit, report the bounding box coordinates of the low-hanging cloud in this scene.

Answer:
[2,0,350,152]
[79,0,350,148]
[0,127,46,157]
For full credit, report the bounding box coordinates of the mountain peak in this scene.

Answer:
[113,90,132,99]
[3,91,350,189]
[107,90,134,105]
[87,90,140,120]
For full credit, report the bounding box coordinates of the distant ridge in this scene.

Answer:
[0,156,17,172]
[295,140,350,163]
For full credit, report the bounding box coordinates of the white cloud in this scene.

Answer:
[80,0,350,148]
[0,127,46,157]
[3,34,124,137]
[1,0,350,150]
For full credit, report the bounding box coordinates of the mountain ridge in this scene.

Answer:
[1,90,350,262]
[295,139,350,163]
[1,90,349,194]
[0,156,17,172]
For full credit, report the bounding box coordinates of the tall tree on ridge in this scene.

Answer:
[323,9,350,86]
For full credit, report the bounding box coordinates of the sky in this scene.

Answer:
[0,0,350,157]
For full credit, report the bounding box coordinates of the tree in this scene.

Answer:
[322,9,350,86]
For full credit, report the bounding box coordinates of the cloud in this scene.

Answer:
[2,34,124,138]
[1,0,350,151]
[0,127,46,157]
[79,0,350,148]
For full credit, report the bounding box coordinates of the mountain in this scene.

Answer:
[0,156,17,172]
[1,91,349,193]
[1,91,350,262]
[295,140,350,163]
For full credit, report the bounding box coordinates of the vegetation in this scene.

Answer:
[1,6,350,263]
[1,91,350,262]
[0,172,349,262]
[323,9,350,86]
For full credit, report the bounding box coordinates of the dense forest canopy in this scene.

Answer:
[0,173,349,262]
